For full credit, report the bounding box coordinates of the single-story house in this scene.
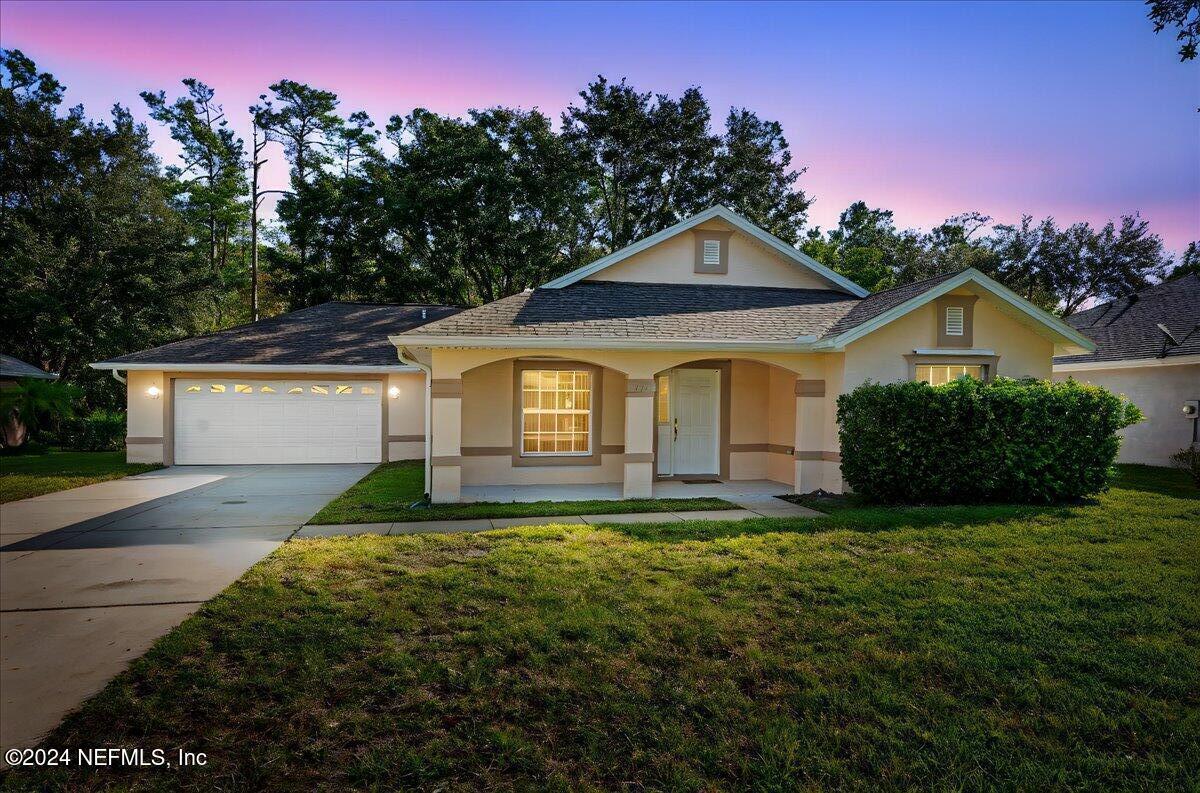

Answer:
[389,206,1094,502]
[94,206,1095,501]
[91,302,461,465]
[1053,273,1199,466]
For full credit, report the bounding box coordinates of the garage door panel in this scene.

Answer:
[174,379,382,465]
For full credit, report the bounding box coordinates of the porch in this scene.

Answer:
[426,348,846,504]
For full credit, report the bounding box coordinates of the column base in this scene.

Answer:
[430,464,461,504]
[623,461,653,499]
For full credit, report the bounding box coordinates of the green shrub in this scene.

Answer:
[53,409,127,452]
[837,377,1142,504]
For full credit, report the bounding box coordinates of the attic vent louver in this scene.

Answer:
[702,239,721,266]
[945,306,965,336]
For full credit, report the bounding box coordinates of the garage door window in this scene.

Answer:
[234,384,253,394]
[335,385,353,395]
[311,385,328,395]
[288,386,303,394]
[361,385,376,395]
[185,385,201,393]
[260,385,276,393]
[209,384,225,393]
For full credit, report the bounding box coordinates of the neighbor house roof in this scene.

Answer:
[92,302,462,370]
[395,269,1094,356]
[1054,273,1200,366]
[0,354,59,380]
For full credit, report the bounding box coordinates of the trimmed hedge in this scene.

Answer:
[52,409,126,452]
[837,377,1142,504]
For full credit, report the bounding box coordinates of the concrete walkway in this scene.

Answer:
[0,464,375,755]
[299,499,824,538]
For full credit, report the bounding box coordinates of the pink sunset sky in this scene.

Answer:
[2,0,1197,253]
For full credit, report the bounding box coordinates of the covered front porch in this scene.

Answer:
[422,346,846,504]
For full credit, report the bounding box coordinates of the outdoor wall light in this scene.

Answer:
[388,386,400,399]
[146,385,161,399]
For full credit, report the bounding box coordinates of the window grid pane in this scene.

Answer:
[521,369,591,455]
[916,364,984,385]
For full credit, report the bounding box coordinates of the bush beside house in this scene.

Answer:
[837,378,1142,504]
[52,409,127,452]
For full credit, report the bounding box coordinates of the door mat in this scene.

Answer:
[681,479,721,484]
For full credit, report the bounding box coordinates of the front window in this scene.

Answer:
[521,369,591,455]
[916,364,983,386]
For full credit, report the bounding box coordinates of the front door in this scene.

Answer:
[671,368,720,475]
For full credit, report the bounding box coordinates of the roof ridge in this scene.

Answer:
[861,268,966,299]
[559,281,856,296]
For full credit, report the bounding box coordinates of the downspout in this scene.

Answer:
[111,369,126,385]
[398,347,433,500]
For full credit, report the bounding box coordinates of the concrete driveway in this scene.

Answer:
[0,464,374,754]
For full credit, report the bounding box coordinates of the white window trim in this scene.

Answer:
[519,368,594,457]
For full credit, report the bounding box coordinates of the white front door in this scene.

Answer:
[173,379,382,465]
[671,368,720,475]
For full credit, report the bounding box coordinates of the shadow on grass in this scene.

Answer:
[598,501,1078,543]
[1112,464,1198,499]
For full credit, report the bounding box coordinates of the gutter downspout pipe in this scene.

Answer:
[398,347,433,500]
[111,369,127,385]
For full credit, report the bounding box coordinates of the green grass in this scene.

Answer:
[0,450,162,503]
[5,466,1197,790]
[309,459,736,524]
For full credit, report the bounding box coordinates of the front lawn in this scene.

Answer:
[309,459,735,524]
[0,450,162,503]
[8,466,1197,790]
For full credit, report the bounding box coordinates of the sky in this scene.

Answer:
[2,0,1197,254]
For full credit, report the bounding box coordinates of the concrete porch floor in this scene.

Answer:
[460,479,807,516]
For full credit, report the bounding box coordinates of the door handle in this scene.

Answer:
[673,418,678,440]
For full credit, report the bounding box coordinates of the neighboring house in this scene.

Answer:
[1053,274,1200,466]
[90,302,461,465]
[1,354,60,448]
[389,206,1094,502]
[1,354,59,385]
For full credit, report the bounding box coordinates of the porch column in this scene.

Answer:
[794,379,826,494]
[623,377,656,499]
[429,378,463,503]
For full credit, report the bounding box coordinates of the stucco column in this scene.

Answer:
[429,378,463,503]
[794,379,826,494]
[623,377,656,499]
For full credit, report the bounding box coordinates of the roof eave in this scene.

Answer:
[389,334,821,353]
[90,362,420,373]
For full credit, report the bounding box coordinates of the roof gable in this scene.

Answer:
[542,206,869,297]
[814,269,1096,356]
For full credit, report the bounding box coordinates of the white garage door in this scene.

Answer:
[173,379,382,465]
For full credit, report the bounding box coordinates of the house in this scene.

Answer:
[93,207,1094,498]
[1,354,60,449]
[1053,274,1199,466]
[90,302,460,465]
[388,206,1094,502]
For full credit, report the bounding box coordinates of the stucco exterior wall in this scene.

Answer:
[386,371,426,461]
[585,223,834,290]
[126,369,165,464]
[729,360,768,480]
[842,296,1054,391]
[1053,363,1199,466]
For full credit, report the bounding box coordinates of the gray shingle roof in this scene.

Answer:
[1055,274,1200,364]
[96,302,461,367]
[0,354,58,380]
[397,282,863,342]
[822,271,964,337]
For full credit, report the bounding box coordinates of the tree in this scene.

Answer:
[0,50,215,409]
[141,79,248,324]
[1167,241,1199,279]
[713,109,810,244]
[380,106,594,305]
[801,201,900,292]
[254,80,341,309]
[0,377,80,448]
[1147,0,1200,61]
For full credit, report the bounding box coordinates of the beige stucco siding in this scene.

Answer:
[1053,363,1199,466]
[586,224,834,290]
[842,298,1053,391]
[126,370,165,464]
[386,371,426,460]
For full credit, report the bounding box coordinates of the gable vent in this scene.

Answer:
[945,306,965,336]
[702,239,721,266]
